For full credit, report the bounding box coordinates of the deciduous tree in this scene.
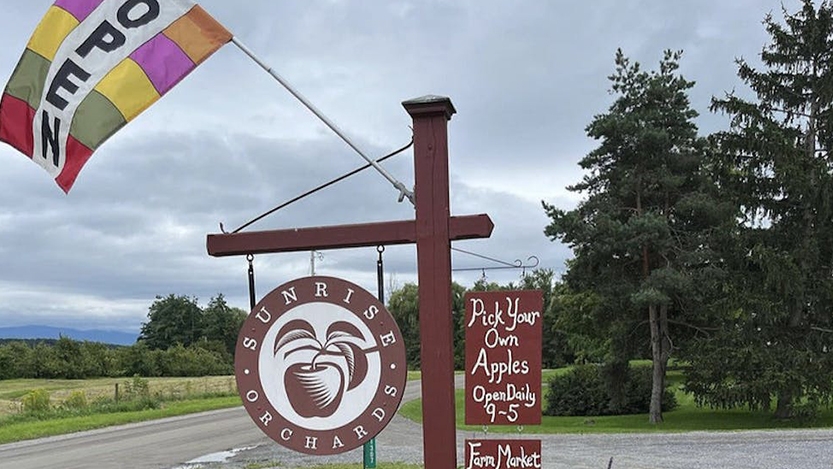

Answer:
[387,282,466,369]
[202,294,247,357]
[139,294,203,350]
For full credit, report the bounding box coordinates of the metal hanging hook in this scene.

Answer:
[452,251,541,273]
[376,245,386,303]
[246,254,256,311]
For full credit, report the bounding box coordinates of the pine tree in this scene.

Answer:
[687,0,833,418]
[544,49,729,423]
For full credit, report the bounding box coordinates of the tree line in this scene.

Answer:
[0,294,245,380]
[388,269,573,371]
[543,0,833,422]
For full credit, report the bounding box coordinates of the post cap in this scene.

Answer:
[402,95,456,120]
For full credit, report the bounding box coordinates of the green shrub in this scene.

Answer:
[544,364,678,416]
[790,399,822,423]
[90,396,161,413]
[623,365,677,414]
[123,375,151,400]
[544,365,608,416]
[119,375,162,409]
[21,389,51,414]
[61,390,88,411]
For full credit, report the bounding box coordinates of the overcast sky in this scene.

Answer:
[0,0,802,334]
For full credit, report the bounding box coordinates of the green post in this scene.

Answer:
[363,438,377,469]
[364,245,382,469]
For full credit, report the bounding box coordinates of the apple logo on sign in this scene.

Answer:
[277,319,370,418]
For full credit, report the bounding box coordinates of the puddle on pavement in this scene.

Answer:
[170,445,256,468]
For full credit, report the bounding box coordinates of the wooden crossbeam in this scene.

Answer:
[206,214,493,257]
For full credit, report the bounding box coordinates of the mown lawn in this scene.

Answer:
[401,367,833,433]
[244,465,423,469]
[308,465,422,469]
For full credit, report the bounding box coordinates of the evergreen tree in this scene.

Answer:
[544,50,729,423]
[687,0,833,418]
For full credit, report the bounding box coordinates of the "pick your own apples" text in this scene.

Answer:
[465,290,543,426]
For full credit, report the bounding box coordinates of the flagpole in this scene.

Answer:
[230,36,415,205]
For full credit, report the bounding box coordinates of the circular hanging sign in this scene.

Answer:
[235,276,407,455]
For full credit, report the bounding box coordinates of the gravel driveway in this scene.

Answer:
[193,377,833,469]
[199,416,833,469]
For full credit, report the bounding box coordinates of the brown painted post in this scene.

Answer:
[403,95,457,469]
[207,95,489,466]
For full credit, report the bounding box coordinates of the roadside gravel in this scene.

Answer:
[196,376,833,469]
[199,418,833,469]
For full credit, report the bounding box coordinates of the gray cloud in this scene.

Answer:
[0,0,801,333]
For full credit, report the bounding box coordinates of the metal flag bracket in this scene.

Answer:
[452,249,540,275]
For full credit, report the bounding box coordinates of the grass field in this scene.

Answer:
[3,365,832,446]
[239,464,422,469]
[0,375,238,417]
[0,375,242,444]
[400,368,833,433]
[248,465,422,469]
[0,395,241,444]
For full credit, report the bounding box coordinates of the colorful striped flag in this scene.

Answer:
[0,0,232,192]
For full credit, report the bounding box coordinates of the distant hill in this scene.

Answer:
[0,325,137,346]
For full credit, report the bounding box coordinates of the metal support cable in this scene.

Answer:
[231,37,414,205]
[451,247,521,268]
[228,137,413,233]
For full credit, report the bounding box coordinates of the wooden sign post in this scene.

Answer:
[208,95,491,469]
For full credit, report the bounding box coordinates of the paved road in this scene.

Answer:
[0,407,270,469]
[1,377,832,469]
[0,378,430,469]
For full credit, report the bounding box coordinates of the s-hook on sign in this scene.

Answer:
[235,276,407,455]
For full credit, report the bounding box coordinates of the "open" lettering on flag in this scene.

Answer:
[0,0,231,192]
